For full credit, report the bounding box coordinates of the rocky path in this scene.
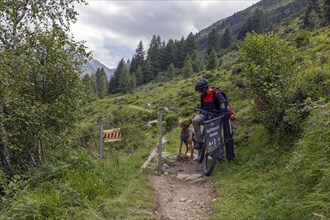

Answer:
[152,152,217,220]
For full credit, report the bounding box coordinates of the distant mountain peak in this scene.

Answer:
[83,58,116,79]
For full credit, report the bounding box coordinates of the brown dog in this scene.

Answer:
[179,119,196,160]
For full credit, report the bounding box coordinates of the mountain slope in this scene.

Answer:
[196,0,310,50]
[83,59,116,79]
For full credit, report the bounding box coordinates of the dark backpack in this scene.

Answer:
[213,88,234,115]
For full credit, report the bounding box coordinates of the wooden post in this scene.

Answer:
[99,124,103,159]
[157,112,162,172]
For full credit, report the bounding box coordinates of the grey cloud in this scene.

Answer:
[73,1,259,68]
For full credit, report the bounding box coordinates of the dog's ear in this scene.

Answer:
[182,119,191,127]
[179,120,184,128]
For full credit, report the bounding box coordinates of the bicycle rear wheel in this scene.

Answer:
[203,150,219,176]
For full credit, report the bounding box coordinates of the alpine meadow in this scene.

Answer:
[1,0,329,219]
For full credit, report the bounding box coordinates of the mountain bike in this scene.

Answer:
[195,109,229,176]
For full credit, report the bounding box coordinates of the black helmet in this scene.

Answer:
[195,78,209,91]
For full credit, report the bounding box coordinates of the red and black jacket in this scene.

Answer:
[200,86,234,118]
[200,87,226,112]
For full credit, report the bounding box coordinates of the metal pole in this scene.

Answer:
[157,112,162,172]
[99,124,103,159]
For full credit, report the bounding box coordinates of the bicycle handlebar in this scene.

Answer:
[194,108,230,116]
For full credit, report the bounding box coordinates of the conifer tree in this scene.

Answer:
[220,28,232,49]
[206,49,219,70]
[326,0,330,25]
[90,73,97,94]
[175,37,186,68]
[95,68,108,99]
[162,39,177,69]
[185,32,198,56]
[82,74,97,100]
[191,49,203,72]
[118,62,134,94]
[159,40,169,71]
[130,41,145,74]
[142,57,153,83]
[147,35,162,79]
[167,63,176,79]
[303,2,319,29]
[109,59,125,94]
[182,54,193,78]
[207,28,220,54]
[237,9,269,40]
[135,65,143,86]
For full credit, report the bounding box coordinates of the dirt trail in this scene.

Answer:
[151,152,217,220]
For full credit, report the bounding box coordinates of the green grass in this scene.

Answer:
[210,105,330,220]
[0,147,156,220]
[1,24,329,220]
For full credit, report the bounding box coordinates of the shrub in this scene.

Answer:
[239,32,305,139]
[295,31,310,48]
[164,113,178,132]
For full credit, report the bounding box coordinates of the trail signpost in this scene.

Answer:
[99,126,121,158]
[204,117,222,154]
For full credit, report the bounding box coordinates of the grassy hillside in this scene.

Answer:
[1,1,329,219]
[196,0,310,49]
[1,36,329,219]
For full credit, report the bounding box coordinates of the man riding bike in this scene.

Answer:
[192,78,235,162]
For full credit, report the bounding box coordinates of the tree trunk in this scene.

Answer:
[0,102,14,177]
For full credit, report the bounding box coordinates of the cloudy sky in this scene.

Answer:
[71,0,260,68]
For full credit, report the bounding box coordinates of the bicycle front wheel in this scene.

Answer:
[203,150,219,176]
[197,148,205,163]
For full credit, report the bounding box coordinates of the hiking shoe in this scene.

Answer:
[218,159,225,164]
[194,143,203,150]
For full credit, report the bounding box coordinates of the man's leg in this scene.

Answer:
[223,118,235,161]
[192,114,205,149]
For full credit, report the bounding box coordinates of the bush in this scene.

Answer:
[295,31,310,48]
[239,32,311,140]
[164,113,178,132]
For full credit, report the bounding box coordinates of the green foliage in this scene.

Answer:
[81,74,97,101]
[0,148,156,220]
[185,32,198,56]
[212,105,330,219]
[325,0,330,24]
[207,28,220,54]
[303,0,323,30]
[1,1,329,219]
[135,65,144,86]
[166,63,176,79]
[239,32,309,138]
[164,113,179,132]
[220,27,232,49]
[191,50,204,72]
[295,30,311,47]
[206,49,219,70]
[240,32,298,97]
[95,68,108,99]
[147,35,162,77]
[237,9,270,40]
[182,54,193,78]
[0,0,90,170]
[129,41,145,76]
[109,59,135,94]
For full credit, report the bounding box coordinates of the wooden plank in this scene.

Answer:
[140,137,168,173]
[140,147,157,173]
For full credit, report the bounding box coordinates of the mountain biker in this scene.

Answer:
[192,78,235,162]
